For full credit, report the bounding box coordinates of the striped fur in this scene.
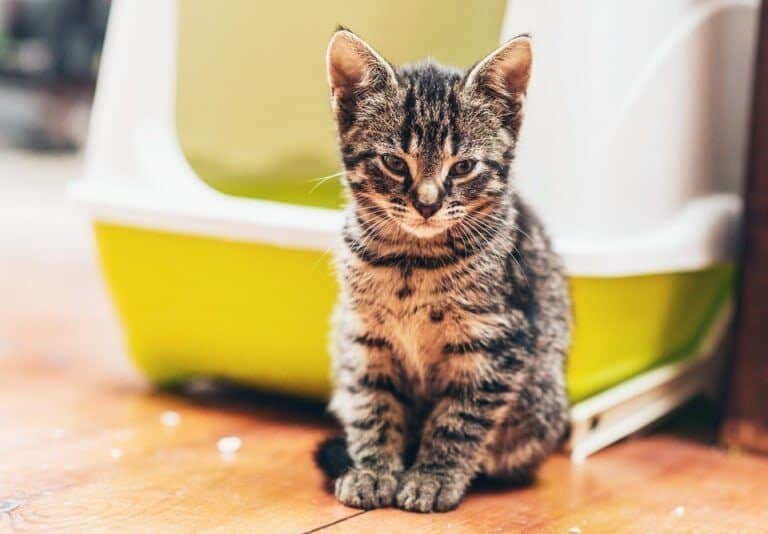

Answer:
[321,30,571,513]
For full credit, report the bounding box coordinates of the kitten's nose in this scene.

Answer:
[412,181,444,219]
[414,200,441,219]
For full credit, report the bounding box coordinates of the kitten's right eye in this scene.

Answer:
[381,155,408,176]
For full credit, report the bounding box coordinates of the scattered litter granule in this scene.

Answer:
[217,436,242,455]
[0,499,23,513]
[110,448,123,460]
[673,505,685,518]
[569,527,581,534]
[52,428,66,440]
[161,410,181,427]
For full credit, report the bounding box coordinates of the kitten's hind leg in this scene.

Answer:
[476,458,538,489]
[480,438,546,486]
[481,405,568,486]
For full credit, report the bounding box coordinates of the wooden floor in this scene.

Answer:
[3,258,768,533]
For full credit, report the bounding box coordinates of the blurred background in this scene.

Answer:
[0,0,107,250]
[0,0,121,375]
[0,0,108,151]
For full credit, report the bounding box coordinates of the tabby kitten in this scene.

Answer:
[315,29,571,513]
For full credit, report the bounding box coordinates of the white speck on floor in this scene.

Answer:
[110,448,123,460]
[569,527,581,534]
[217,436,242,455]
[161,410,181,427]
[673,505,685,517]
[0,499,23,513]
[52,428,66,440]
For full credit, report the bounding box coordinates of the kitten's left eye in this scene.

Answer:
[448,160,476,177]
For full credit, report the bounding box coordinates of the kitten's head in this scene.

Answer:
[326,29,531,240]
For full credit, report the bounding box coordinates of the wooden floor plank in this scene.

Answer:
[0,366,361,532]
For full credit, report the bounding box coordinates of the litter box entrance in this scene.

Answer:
[173,0,506,209]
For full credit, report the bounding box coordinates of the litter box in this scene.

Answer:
[72,0,759,459]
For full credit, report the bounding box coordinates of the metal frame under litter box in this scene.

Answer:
[568,299,733,461]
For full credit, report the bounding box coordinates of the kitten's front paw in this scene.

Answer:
[334,468,400,509]
[396,471,468,513]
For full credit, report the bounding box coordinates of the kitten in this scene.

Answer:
[315,29,571,513]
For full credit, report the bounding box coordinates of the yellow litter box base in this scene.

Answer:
[94,223,734,402]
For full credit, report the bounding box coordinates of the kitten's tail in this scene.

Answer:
[314,435,352,479]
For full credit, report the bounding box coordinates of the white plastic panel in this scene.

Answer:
[503,0,758,242]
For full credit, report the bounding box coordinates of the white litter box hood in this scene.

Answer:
[72,0,758,277]
[502,0,758,274]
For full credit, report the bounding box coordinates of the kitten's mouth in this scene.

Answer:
[400,220,449,239]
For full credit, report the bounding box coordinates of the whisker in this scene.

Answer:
[308,171,346,193]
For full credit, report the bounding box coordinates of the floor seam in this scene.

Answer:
[302,510,369,533]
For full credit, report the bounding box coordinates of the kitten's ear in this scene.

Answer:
[326,29,396,105]
[464,34,532,101]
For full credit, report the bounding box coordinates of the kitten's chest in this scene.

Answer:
[354,268,461,374]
